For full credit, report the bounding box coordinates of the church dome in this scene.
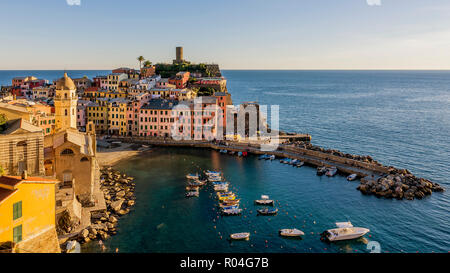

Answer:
[56,72,76,90]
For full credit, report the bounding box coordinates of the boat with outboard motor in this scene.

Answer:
[320,222,370,242]
[279,229,305,237]
[326,167,338,177]
[257,208,278,215]
[254,195,274,206]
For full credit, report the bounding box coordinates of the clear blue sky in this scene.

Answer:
[1,0,450,70]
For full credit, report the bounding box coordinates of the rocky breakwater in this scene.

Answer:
[357,168,445,200]
[77,167,136,244]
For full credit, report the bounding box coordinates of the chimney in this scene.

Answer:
[21,170,28,180]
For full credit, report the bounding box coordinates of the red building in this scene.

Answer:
[168,71,190,89]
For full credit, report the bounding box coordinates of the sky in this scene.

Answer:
[1,0,450,70]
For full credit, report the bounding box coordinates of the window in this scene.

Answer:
[13,201,22,220]
[13,225,22,243]
[61,149,74,155]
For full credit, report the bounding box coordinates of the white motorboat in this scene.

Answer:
[321,222,370,242]
[279,229,305,237]
[222,208,242,216]
[326,167,338,177]
[186,173,199,180]
[230,232,250,240]
[269,155,276,160]
[347,174,358,181]
[205,170,221,176]
[208,176,222,182]
[254,195,274,206]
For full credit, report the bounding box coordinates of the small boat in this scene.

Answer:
[347,174,358,181]
[220,150,228,154]
[258,154,269,160]
[221,205,239,210]
[317,166,327,176]
[205,170,221,176]
[186,173,199,180]
[185,191,199,198]
[269,155,276,160]
[238,151,243,157]
[290,159,299,165]
[279,229,305,237]
[320,222,370,242]
[212,181,228,186]
[230,232,250,240]
[222,208,242,216]
[214,185,229,192]
[229,151,236,155]
[221,199,240,206]
[294,161,304,167]
[219,195,236,201]
[326,167,338,177]
[254,195,274,206]
[208,176,223,182]
[257,208,278,215]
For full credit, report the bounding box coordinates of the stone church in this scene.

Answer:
[44,73,100,206]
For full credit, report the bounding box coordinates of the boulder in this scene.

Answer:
[80,229,89,239]
[109,215,118,223]
[110,200,124,213]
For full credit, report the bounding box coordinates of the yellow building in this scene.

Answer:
[0,174,60,253]
[107,99,128,136]
[86,99,109,134]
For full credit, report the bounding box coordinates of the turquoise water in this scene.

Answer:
[1,70,448,253]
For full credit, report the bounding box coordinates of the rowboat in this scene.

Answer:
[221,199,240,206]
[257,208,278,215]
[186,173,199,180]
[279,229,305,237]
[218,195,236,201]
[321,222,370,242]
[222,208,242,216]
[221,205,239,210]
[214,185,228,192]
[230,232,250,240]
[208,176,223,182]
[205,170,221,176]
[212,182,228,186]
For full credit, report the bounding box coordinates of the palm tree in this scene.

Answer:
[143,60,152,67]
[137,56,145,69]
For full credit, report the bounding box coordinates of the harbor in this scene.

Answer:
[82,147,450,253]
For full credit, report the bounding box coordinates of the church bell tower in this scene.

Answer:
[54,72,78,132]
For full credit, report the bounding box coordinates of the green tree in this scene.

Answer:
[137,56,145,69]
[143,60,152,67]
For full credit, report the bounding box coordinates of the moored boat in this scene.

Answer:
[317,166,327,176]
[269,155,276,160]
[320,222,370,242]
[222,208,243,216]
[347,174,358,181]
[254,195,274,206]
[186,173,199,180]
[279,229,305,237]
[230,232,250,240]
[257,208,278,215]
[326,167,338,177]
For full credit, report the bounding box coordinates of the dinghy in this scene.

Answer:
[257,208,278,215]
[279,229,305,237]
[185,191,199,198]
[347,174,358,181]
[222,208,243,216]
[186,173,199,179]
[254,195,274,206]
[230,232,250,240]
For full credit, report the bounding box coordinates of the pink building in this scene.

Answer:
[77,100,91,132]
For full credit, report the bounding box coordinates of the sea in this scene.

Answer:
[1,70,449,253]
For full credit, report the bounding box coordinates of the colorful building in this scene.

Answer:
[0,174,60,253]
[107,98,128,136]
[168,71,190,89]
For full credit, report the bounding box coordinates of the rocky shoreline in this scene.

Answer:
[357,169,445,200]
[286,140,445,200]
[72,167,136,247]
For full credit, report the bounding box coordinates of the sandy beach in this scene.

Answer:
[97,143,149,167]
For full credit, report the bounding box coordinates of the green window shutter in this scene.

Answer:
[13,201,22,220]
[13,225,22,243]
